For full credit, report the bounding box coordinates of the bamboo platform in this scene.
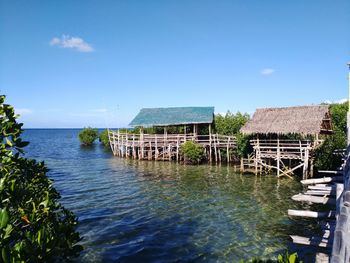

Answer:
[108,130,237,163]
[245,139,321,179]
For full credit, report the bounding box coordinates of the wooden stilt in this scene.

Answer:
[227,137,230,164]
[209,124,212,163]
[176,135,179,162]
[277,138,280,177]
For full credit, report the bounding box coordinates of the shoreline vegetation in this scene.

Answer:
[0,95,82,262]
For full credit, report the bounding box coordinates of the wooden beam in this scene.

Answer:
[301,176,343,185]
[288,209,336,219]
[318,170,343,175]
[290,235,332,248]
[305,190,335,196]
[292,193,336,205]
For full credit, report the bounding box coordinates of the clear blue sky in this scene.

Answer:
[1,0,349,128]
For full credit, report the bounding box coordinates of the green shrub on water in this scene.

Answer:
[180,141,205,164]
[99,129,110,147]
[79,127,98,146]
[0,95,82,262]
[239,251,302,263]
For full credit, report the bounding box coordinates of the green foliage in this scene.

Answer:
[315,102,348,170]
[0,95,82,262]
[79,127,98,146]
[239,251,302,263]
[215,111,250,136]
[180,141,205,164]
[215,111,251,158]
[99,129,110,147]
[236,133,252,158]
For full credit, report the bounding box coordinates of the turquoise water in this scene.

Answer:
[23,129,313,262]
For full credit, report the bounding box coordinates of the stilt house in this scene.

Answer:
[108,107,236,162]
[240,105,333,178]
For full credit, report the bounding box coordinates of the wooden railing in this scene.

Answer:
[250,139,314,160]
[108,132,236,148]
[107,131,237,162]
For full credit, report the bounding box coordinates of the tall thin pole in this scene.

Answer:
[347,62,350,145]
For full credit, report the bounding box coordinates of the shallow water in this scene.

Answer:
[22,129,315,262]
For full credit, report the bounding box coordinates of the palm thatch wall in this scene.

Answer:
[240,105,332,136]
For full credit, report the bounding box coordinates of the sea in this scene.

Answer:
[22,129,318,262]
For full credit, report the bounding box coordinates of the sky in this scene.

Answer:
[1,0,349,128]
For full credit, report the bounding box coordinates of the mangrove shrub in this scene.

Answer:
[0,95,82,262]
[215,111,250,136]
[314,102,348,170]
[180,141,205,164]
[99,129,110,147]
[215,111,251,158]
[79,127,98,146]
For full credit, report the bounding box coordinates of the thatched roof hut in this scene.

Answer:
[240,105,332,136]
[129,107,214,127]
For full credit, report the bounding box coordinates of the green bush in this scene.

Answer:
[315,102,348,170]
[99,129,110,147]
[180,141,205,164]
[239,251,302,263]
[0,95,82,262]
[215,111,250,136]
[79,127,98,146]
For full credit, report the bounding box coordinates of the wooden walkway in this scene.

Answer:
[108,131,237,163]
[287,148,350,262]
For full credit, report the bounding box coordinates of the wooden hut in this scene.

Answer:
[108,107,236,163]
[240,105,333,178]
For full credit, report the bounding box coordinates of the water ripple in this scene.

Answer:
[22,129,314,262]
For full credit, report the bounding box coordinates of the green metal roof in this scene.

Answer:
[129,107,214,127]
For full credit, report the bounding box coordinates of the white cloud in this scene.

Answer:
[92,108,108,113]
[49,35,94,52]
[16,108,33,115]
[260,68,275,75]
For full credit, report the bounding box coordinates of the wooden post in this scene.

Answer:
[214,133,218,163]
[227,137,230,164]
[155,135,158,160]
[176,135,179,162]
[209,124,212,163]
[140,127,144,159]
[126,132,129,157]
[255,138,259,175]
[148,141,151,160]
[163,127,167,161]
[117,129,120,157]
[277,138,280,177]
[217,134,221,162]
[168,144,171,161]
[303,148,309,180]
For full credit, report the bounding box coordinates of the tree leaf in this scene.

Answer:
[0,208,9,228]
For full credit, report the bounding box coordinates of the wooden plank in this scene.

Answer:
[316,253,330,263]
[292,194,336,205]
[308,185,335,191]
[288,209,336,219]
[290,234,332,248]
[318,170,343,175]
[305,190,335,196]
[301,176,343,185]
